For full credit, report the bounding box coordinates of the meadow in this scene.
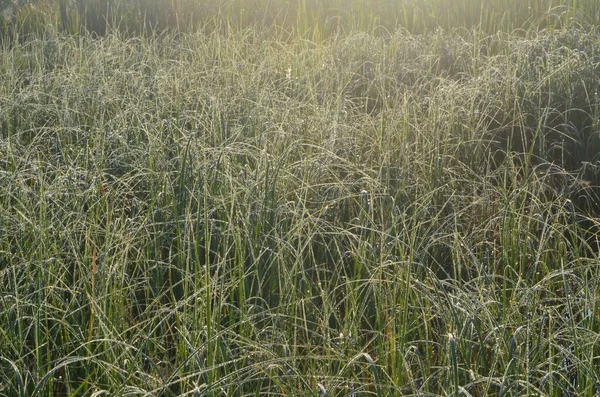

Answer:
[1,0,600,395]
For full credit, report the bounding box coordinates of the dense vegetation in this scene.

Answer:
[0,0,599,39]
[1,0,600,396]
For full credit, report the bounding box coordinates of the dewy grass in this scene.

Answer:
[1,6,600,397]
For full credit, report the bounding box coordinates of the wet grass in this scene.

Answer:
[1,3,600,396]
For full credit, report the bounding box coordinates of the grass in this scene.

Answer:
[1,1,600,396]
[2,0,600,40]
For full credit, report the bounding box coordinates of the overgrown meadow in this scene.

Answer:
[1,0,600,396]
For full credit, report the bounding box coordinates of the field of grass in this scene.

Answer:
[1,0,600,396]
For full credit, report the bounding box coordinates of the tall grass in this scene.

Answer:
[1,2,600,396]
[1,0,600,41]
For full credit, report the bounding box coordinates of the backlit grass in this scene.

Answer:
[1,2,600,396]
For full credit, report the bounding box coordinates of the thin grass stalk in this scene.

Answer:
[449,333,459,396]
